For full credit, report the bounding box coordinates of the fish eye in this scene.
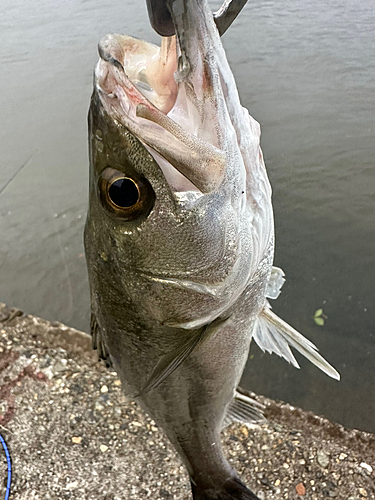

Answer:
[98,167,155,221]
[108,178,140,208]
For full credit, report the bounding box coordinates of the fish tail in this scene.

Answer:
[191,477,260,500]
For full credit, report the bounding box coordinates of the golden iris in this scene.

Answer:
[98,167,154,220]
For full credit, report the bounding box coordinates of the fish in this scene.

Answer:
[84,0,340,499]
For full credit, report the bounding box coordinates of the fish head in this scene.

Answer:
[85,0,273,329]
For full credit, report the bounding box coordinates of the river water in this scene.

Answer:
[0,0,374,433]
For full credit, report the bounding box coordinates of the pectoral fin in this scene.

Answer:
[139,317,227,395]
[253,306,340,380]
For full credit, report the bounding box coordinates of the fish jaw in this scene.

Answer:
[95,33,226,194]
[97,34,178,115]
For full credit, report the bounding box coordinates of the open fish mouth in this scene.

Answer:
[95,34,225,194]
[94,0,250,194]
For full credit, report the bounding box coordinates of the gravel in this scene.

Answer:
[0,303,374,500]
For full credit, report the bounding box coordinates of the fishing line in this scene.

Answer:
[0,433,11,500]
[0,154,34,197]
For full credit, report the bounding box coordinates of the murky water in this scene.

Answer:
[1,0,374,433]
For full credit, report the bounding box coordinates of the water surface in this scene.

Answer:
[0,0,374,432]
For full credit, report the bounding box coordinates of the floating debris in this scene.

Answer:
[314,308,328,326]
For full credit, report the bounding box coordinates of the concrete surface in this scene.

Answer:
[0,303,374,500]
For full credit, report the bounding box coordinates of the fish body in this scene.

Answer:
[84,1,339,498]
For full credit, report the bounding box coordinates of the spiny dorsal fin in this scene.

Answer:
[254,307,340,380]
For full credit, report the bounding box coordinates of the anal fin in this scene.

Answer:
[253,306,340,380]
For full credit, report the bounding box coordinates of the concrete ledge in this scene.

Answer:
[0,303,374,500]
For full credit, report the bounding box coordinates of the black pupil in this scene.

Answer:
[108,178,139,208]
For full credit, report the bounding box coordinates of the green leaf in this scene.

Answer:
[314,308,323,318]
[314,316,325,326]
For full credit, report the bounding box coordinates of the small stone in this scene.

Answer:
[70,384,84,394]
[71,436,82,444]
[274,479,281,486]
[100,444,109,453]
[113,379,121,386]
[359,462,373,474]
[240,425,249,437]
[66,481,79,489]
[159,489,172,498]
[317,449,330,468]
[283,463,289,469]
[52,359,67,374]
[85,409,97,423]
[358,488,367,497]
[113,406,122,417]
[296,483,306,495]
[101,385,109,393]
[339,452,347,460]
[95,402,104,411]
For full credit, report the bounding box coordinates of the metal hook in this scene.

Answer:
[145,0,175,36]
[214,0,248,36]
[145,0,248,37]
